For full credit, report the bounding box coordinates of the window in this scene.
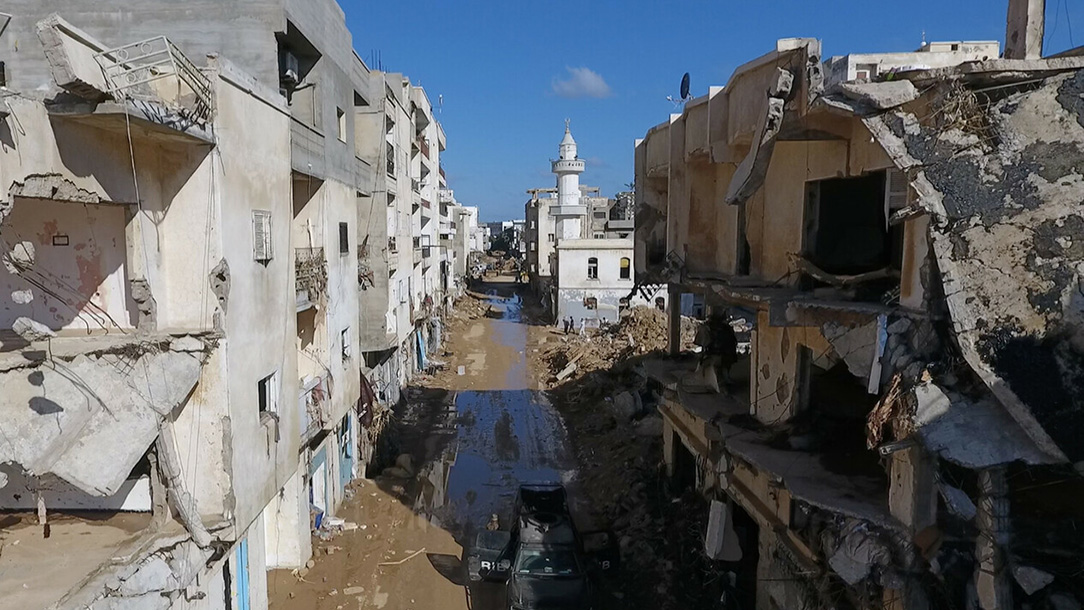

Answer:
[258,372,278,419]
[584,297,598,310]
[619,297,630,311]
[593,232,604,239]
[594,211,606,219]
[530,220,536,229]
[587,257,598,279]
[252,210,273,262]
[339,222,349,254]
[341,327,351,361]
[336,107,346,142]
[530,242,536,251]
[619,257,631,280]
[655,297,665,310]
[547,234,554,243]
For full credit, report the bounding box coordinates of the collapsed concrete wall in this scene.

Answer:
[0,334,213,498]
[865,72,1084,463]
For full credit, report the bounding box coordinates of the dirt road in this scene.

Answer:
[268,281,582,610]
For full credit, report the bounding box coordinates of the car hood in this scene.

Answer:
[508,574,588,609]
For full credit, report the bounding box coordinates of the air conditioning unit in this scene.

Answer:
[281,51,300,89]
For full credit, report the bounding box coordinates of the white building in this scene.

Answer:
[525,123,667,322]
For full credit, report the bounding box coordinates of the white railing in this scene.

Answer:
[95,36,213,122]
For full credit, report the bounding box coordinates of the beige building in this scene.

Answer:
[635,28,1084,610]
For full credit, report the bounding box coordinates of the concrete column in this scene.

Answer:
[668,284,681,356]
[889,446,938,534]
[1005,0,1045,59]
[975,467,1012,610]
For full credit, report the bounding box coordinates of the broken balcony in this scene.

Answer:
[645,353,896,543]
[299,375,332,444]
[40,17,215,145]
[295,247,327,312]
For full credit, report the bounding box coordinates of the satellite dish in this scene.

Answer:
[680,72,691,100]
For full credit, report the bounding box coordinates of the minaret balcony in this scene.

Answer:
[551,159,585,173]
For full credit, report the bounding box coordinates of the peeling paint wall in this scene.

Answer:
[868,72,1084,463]
[0,198,135,330]
[750,310,834,424]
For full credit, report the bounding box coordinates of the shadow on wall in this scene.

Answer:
[0,115,211,335]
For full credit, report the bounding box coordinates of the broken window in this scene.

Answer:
[252,210,273,262]
[803,172,890,276]
[339,222,349,255]
[655,297,665,310]
[619,257,631,280]
[587,257,598,279]
[341,327,351,361]
[258,372,278,417]
[584,297,598,310]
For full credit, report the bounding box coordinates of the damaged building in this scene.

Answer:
[0,2,479,608]
[633,6,1084,609]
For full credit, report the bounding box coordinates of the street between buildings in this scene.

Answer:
[268,278,591,610]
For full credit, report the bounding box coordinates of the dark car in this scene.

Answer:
[467,484,617,610]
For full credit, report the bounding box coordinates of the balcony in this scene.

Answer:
[299,375,332,443]
[46,28,214,144]
[412,178,421,194]
[295,247,327,311]
[386,143,395,176]
[421,198,431,209]
[439,165,446,180]
[95,36,214,123]
[418,136,430,158]
[388,237,398,253]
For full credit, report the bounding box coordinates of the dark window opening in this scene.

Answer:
[671,431,697,493]
[339,222,349,254]
[258,373,277,416]
[655,296,665,310]
[584,297,598,310]
[587,257,598,279]
[798,359,884,483]
[804,172,889,275]
[619,257,631,280]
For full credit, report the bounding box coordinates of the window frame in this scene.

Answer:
[587,257,598,280]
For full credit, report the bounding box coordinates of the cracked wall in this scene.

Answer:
[866,72,1084,463]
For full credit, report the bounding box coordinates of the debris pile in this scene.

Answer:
[535,307,700,387]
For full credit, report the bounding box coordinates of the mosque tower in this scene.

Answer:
[551,119,587,239]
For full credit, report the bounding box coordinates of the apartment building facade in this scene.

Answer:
[0,3,477,608]
[634,32,1084,610]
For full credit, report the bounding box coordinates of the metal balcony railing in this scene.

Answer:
[299,376,331,442]
[95,36,214,122]
[295,247,327,300]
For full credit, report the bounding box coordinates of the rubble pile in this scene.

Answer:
[534,307,700,387]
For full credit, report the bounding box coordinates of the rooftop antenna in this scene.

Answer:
[666,72,692,109]
[438,94,443,114]
[921,30,927,46]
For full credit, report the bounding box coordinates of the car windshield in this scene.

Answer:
[514,547,580,576]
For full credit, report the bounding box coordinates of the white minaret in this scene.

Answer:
[551,119,587,239]
[552,119,585,209]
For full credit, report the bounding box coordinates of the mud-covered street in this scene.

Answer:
[268,279,595,610]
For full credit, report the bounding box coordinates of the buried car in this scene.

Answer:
[467,483,618,609]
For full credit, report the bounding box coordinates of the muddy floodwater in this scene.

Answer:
[269,285,587,610]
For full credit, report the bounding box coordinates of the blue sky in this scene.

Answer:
[344,1,1083,222]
